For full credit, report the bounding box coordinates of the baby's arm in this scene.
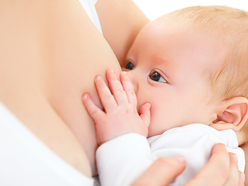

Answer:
[83,69,153,186]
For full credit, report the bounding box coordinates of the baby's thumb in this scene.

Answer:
[139,103,151,127]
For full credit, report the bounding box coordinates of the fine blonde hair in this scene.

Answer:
[170,6,248,140]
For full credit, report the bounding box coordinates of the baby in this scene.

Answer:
[83,6,248,186]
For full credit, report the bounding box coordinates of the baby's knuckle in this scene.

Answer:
[103,94,113,101]
[126,105,135,113]
[124,107,131,114]
[126,89,135,95]
[89,108,98,116]
[115,88,124,94]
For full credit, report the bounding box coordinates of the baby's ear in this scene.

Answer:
[210,97,248,132]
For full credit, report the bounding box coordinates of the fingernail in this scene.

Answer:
[241,172,245,182]
[232,153,238,163]
[172,156,185,164]
[221,143,227,151]
[96,76,101,81]
[122,71,127,75]
[83,94,88,100]
[109,69,114,73]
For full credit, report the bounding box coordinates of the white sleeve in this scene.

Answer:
[96,133,153,186]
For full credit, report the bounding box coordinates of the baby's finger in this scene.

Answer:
[239,172,245,186]
[121,71,137,105]
[139,103,151,127]
[95,75,117,112]
[106,69,129,105]
[82,93,105,122]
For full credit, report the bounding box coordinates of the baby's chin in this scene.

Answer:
[147,125,161,138]
[147,122,173,138]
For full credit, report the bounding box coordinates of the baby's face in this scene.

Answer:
[124,15,227,137]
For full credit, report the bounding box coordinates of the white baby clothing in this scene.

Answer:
[96,124,245,186]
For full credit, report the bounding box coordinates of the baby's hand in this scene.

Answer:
[83,69,151,146]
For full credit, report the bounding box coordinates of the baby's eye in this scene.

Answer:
[149,71,167,83]
[125,62,134,70]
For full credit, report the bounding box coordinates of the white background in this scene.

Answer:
[133,0,248,20]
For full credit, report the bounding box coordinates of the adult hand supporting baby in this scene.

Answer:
[184,143,244,186]
[133,144,243,186]
[132,144,243,186]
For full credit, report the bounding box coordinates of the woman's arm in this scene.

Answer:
[96,0,149,66]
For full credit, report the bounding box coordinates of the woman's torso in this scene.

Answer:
[0,102,94,185]
[0,0,121,181]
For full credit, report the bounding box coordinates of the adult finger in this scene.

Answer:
[106,69,129,105]
[132,156,186,186]
[223,153,240,186]
[224,153,245,186]
[94,75,117,111]
[238,172,245,186]
[184,143,229,186]
[139,103,151,127]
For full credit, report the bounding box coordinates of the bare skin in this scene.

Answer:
[0,0,246,184]
[0,0,148,177]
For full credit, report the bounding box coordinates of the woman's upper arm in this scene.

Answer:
[96,0,149,66]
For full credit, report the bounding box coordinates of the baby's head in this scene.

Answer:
[124,6,248,144]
